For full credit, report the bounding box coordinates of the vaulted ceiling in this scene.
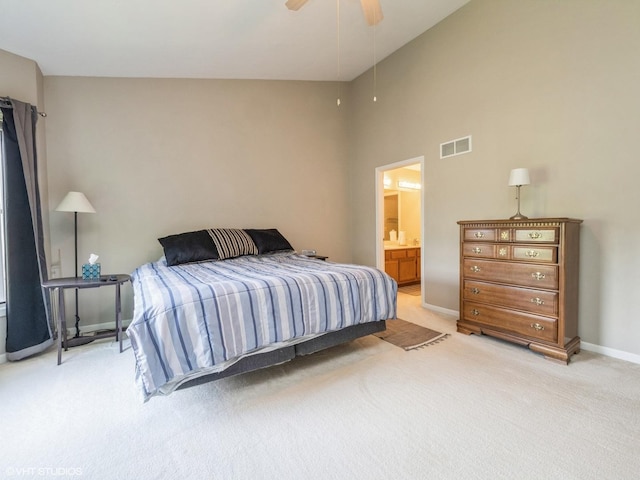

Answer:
[0,0,469,81]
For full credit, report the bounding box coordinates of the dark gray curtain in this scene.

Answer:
[1,98,52,360]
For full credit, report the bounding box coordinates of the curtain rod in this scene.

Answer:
[0,96,47,117]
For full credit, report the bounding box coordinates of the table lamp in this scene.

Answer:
[55,191,96,339]
[508,168,530,220]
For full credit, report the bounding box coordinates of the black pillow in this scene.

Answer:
[244,229,294,254]
[158,230,219,266]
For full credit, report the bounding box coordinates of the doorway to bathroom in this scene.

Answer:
[375,156,424,300]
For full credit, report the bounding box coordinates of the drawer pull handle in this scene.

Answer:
[529,232,542,239]
[470,266,481,273]
[526,250,539,257]
[531,272,546,280]
[471,288,480,295]
[530,323,545,331]
[472,247,482,254]
[531,297,545,306]
[474,232,485,238]
[471,309,480,316]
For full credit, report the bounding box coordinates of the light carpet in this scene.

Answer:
[1,294,640,480]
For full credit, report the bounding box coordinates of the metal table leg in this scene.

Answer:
[115,282,123,353]
[57,287,66,365]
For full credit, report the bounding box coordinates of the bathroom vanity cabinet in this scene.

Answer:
[385,246,421,286]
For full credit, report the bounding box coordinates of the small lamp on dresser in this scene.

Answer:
[508,168,530,220]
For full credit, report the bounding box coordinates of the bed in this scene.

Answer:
[127,228,397,401]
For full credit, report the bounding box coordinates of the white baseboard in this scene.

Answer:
[0,320,132,366]
[4,314,640,367]
[422,302,459,319]
[66,318,132,337]
[421,304,640,366]
[580,341,640,365]
[0,319,132,366]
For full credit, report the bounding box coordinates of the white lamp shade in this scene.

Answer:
[508,168,531,187]
[55,191,96,213]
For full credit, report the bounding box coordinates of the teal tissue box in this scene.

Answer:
[82,263,101,279]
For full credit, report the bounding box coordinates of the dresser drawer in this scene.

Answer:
[463,243,498,259]
[463,280,558,316]
[465,244,557,263]
[463,259,558,289]
[512,246,557,263]
[463,302,558,343]
[514,228,558,243]
[463,228,497,242]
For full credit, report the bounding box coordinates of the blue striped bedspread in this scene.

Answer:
[128,253,397,401]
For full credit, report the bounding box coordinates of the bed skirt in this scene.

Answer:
[176,320,386,390]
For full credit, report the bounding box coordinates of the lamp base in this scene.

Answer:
[510,185,528,220]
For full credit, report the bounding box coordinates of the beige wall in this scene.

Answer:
[0,49,49,361]
[1,49,41,103]
[4,0,640,360]
[399,189,421,246]
[349,0,640,356]
[44,77,350,322]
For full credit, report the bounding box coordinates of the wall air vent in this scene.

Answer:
[440,135,472,159]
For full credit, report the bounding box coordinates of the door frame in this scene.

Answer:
[375,156,425,297]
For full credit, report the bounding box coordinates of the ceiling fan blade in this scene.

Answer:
[285,0,309,11]
[360,0,383,26]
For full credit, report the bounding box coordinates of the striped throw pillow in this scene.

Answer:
[207,228,258,260]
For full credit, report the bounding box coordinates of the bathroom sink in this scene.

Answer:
[384,244,419,250]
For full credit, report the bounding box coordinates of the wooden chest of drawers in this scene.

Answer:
[457,218,582,363]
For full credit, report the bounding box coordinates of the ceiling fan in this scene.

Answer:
[285,0,383,26]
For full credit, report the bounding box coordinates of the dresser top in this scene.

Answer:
[458,217,583,226]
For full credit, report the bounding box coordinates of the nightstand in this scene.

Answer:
[42,274,130,365]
